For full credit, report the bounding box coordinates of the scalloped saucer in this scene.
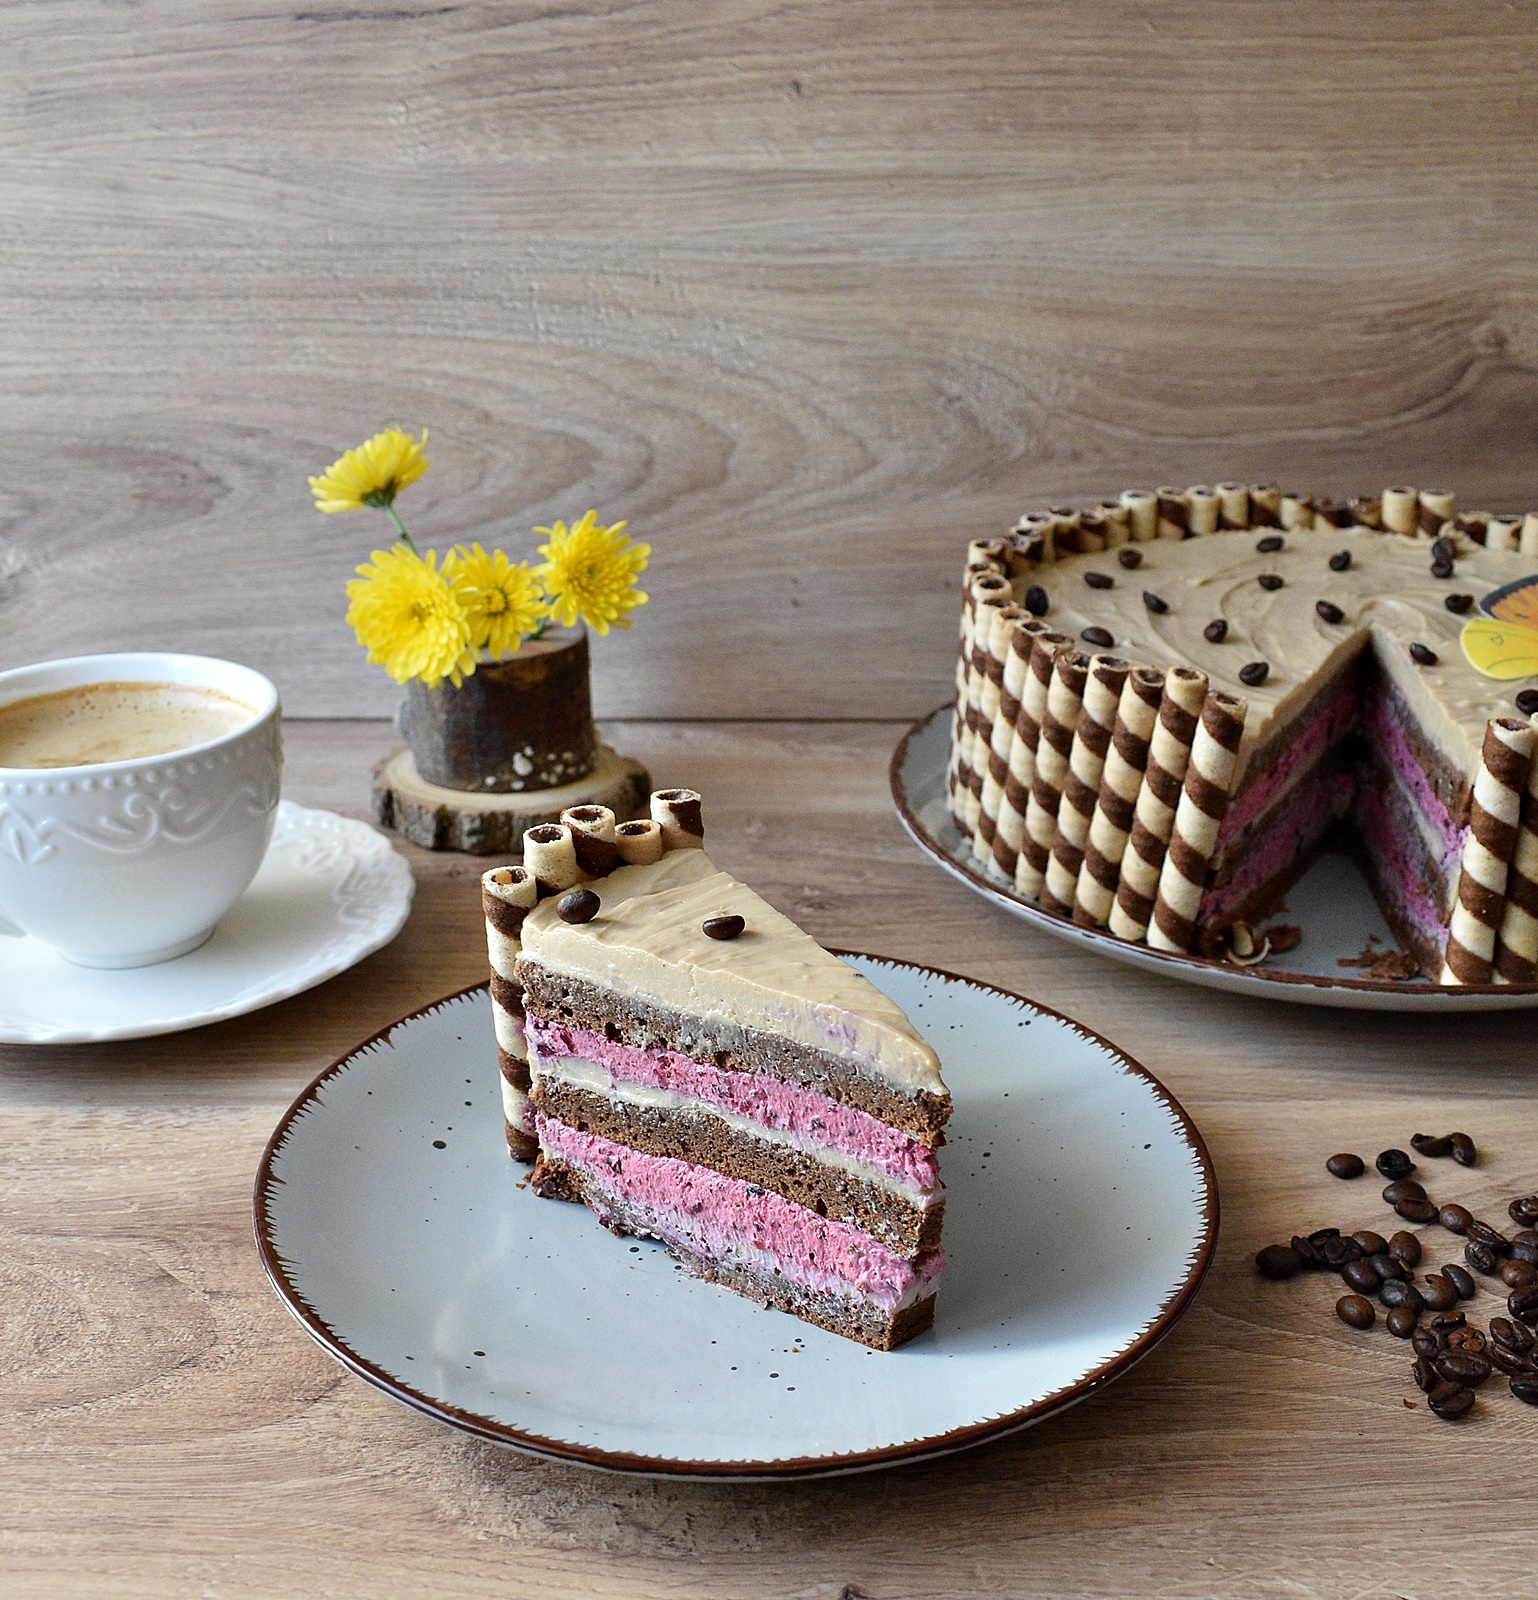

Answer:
[0,802,414,1044]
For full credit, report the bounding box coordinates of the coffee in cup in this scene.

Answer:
[0,681,258,769]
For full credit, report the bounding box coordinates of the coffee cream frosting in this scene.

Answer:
[518,848,944,1095]
[1037,527,1537,781]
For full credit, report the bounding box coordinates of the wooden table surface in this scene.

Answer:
[5,717,1537,1599]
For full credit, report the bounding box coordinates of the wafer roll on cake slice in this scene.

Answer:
[483,864,541,1161]
[1016,650,1090,901]
[1155,488,1189,542]
[523,823,582,896]
[993,627,1070,879]
[1440,718,1535,985]
[1148,691,1248,954]
[615,817,665,866]
[1109,666,1208,943]
[974,602,1024,869]
[563,805,619,878]
[1041,654,1132,917]
[1493,714,1538,984]
[1073,665,1165,928]
[1382,486,1420,538]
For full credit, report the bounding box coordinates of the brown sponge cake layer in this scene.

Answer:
[517,958,950,1141]
[533,1154,937,1350]
[533,1075,943,1258]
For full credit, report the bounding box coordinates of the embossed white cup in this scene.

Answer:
[0,653,282,968]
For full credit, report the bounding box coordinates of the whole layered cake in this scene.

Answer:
[951,484,1538,984]
[481,791,949,1349]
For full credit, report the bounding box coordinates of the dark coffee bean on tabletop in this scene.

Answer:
[1431,1312,1468,1335]
[1142,591,1169,614]
[1117,547,1143,569]
[1511,1374,1538,1406]
[1491,1343,1535,1377]
[1337,1294,1376,1330]
[1490,1316,1536,1355]
[1385,1305,1420,1339]
[554,887,601,924]
[1409,642,1439,666]
[1326,1152,1365,1179]
[1421,1274,1459,1312]
[1510,1196,1538,1227]
[1442,1264,1476,1300]
[1315,599,1345,625]
[1412,1327,1442,1360]
[1203,618,1228,643]
[1509,1284,1538,1326]
[1256,535,1284,554]
[1396,1197,1438,1224]
[1515,1229,1538,1245]
[1444,592,1475,614]
[1388,1231,1422,1267]
[1438,1203,1474,1235]
[1382,1179,1426,1206]
[1436,1352,1492,1387]
[1024,585,1050,616]
[1319,1236,1352,1268]
[1428,1381,1475,1420]
[1447,1326,1487,1357]
[1238,660,1270,687]
[1449,1132,1477,1166]
[1502,1259,1537,1290]
[1308,1226,1341,1242]
[1291,1235,1322,1267]
[1342,1259,1380,1294]
[1466,1241,1500,1276]
[1256,1243,1304,1280]
[1412,1355,1438,1391]
[1329,549,1352,572]
[1380,1279,1425,1313]
[1412,1133,1453,1158]
[1081,626,1115,648]
[1369,1252,1407,1282]
[1468,1220,1510,1254]
[1351,1229,1388,1256]
[1377,1149,1416,1180]
[1511,1239,1538,1266]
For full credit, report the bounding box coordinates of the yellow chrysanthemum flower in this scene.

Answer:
[310,427,430,514]
[345,543,478,689]
[445,543,549,658]
[534,511,650,636]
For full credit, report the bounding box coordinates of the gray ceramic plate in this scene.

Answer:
[893,705,1538,1012]
[254,961,1216,1478]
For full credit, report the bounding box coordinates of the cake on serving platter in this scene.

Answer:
[951,484,1538,985]
[482,790,949,1349]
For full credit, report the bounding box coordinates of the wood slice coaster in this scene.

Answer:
[371,744,651,855]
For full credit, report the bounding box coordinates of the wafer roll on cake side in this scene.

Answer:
[523,824,582,897]
[563,805,619,878]
[1109,666,1208,942]
[1184,486,1220,537]
[1098,502,1132,546]
[1215,484,1249,530]
[977,613,1042,877]
[614,818,665,866]
[1074,665,1165,927]
[1016,651,1090,901]
[1155,488,1189,542]
[1280,494,1315,531]
[1522,514,1538,557]
[1119,490,1157,542]
[1382,486,1420,538]
[651,788,705,851]
[974,602,1024,867]
[1041,654,1132,917]
[1016,512,1058,564]
[960,590,1013,833]
[1418,489,1455,536]
[1440,718,1534,985]
[1486,515,1521,553]
[951,571,1011,822]
[994,626,1070,879]
[483,864,541,1161]
[1248,485,1282,528]
[1148,691,1248,954]
[1493,713,1538,984]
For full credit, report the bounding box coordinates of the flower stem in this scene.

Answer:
[384,504,418,554]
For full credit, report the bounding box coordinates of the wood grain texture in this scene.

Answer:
[2,4,1538,716]
[3,718,1537,1599]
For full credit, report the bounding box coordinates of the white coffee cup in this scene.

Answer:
[0,653,282,968]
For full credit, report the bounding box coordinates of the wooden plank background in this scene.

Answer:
[2,2,1537,718]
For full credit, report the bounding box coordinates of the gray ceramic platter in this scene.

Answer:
[893,705,1538,1012]
[254,962,1216,1478]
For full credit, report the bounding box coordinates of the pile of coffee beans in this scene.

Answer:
[1255,1131,1538,1422]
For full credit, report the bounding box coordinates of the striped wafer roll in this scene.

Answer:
[1314,499,1354,530]
[615,818,664,865]
[1486,514,1521,553]
[960,593,1012,832]
[1014,512,1058,564]
[992,626,1069,878]
[1076,509,1109,553]
[1185,486,1220,536]
[1109,666,1209,942]
[1382,486,1419,537]
[1148,690,1248,953]
[1215,483,1249,529]
[1440,718,1535,984]
[1016,651,1090,901]
[1074,666,1165,927]
[1098,502,1132,546]
[1350,496,1382,529]
[1003,530,1046,581]
[967,537,1008,571]
[1049,506,1084,554]
[652,788,704,850]
[1041,655,1132,916]
[1155,487,1189,541]
[483,864,540,1161]
[1248,485,1282,527]
[1494,714,1538,984]
[1522,513,1538,557]
[1419,489,1455,534]
[562,805,618,878]
[522,823,581,896]
[974,602,1025,866]
[1281,494,1315,531]
[1119,490,1157,542]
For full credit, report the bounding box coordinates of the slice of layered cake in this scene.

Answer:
[482,791,949,1350]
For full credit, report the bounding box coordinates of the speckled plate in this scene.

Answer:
[253,961,1216,1478]
[894,704,1538,1012]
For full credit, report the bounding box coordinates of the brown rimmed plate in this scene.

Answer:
[253,961,1216,1478]
[894,705,1538,1012]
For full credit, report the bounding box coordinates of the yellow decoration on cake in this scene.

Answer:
[1461,575,1538,681]
[309,427,430,514]
[446,543,549,658]
[535,511,650,636]
[345,542,477,689]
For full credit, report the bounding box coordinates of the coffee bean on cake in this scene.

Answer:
[701,914,745,941]
[1258,573,1285,591]
[1377,1149,1416,1180]
[1024,584,1049,616]
[1142,591,1169,614]
[1238,660,1269,687]
[1117,547,1143,569]
[1448,1132,1477,1166]
[1445,593,1474,614]
[1327,1153,1366,1179]
[1328,549,1352,571]
[1084,571,1114,589]
[555,887,601,924]
[1337,1294,1376,1330]
[1408,642,1439,666]
[1315,600,1345,624]
[1431,536,1457,564]
[1203,618,1228,643]
[1256,535,1284,553]
[1081,626,1114,648]
[1518,688,1538,716]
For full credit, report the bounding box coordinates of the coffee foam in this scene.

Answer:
[0,680,258,769]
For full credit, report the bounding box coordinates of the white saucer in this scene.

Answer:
[255,959,1215,1478]
[0,801,414,1044]
[893,705,1538,1012]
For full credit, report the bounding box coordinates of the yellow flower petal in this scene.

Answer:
[344,541,477,688]
[444,543,549,657]
[311,427,430,513]
[533,512,649,637]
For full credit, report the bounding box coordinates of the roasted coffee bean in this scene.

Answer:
[554,887,601,924]
[1466,1241,1500,1276]
[1377,1149,1416,1180]
[1444,593,1475,615]
[1449,1132,1477,1166]
[1336,1294,1375,1330]
[1467,1220,1509,1254]
[1511,1239,1538,1266]
[1318,1236,1353,1268]
[1258,573,1284,591]
[1380,1279,1425,1313]
[1412,1355,1438,1391]
[701,913,746,941]
[1314,599,1345,625]
[1502,1258,1537,1289]
[1412,1132,1453,1158]
[1117,547,1143,569]
[1024,585,1050,616]
[1490,1316,1536,1355]
[1369,1252,1407,1282]
[1385,1305,1419,1339]
[1326,1152,1365,1179]
[1341,1259,1380,1294]
[1421,1274,1459,1312]
[1142,591,1169,614]
[1490,1343,1535,1377]
[1396,1197,1439,1224]
[1412,1327,1442,1360]
[1290,1235,1322,1267]
[1510,1374,1538,1406]
[1351,1229,1389,1256]
[1515,1229,1538,1245]
[1430,559,1454,580]
[1508,1284,1538,1326]
[1085,571,1114,589]
[1431,1311,1468,1336]
[1203,618,1228,643]
[1428,1381,1475,1420]
[1442,1264,1476,1300]
[1409,642,1439,666]
[1308,1226,1341,1243]
[1388,1231,1423,1268]
[1438,1203,1474,1235]
[1255,535,1284,554]
[1081,626,1114,648]
[1436,1352,1492,1387]
[1381,1178,1426,1205]
[1431,536,1457,563]
[1238,660,1270,687]
[1510,1196,1538,1227]
[1447,1326,1487,1357]
[1255,1243,1304,1280]
[1329,549,1352,572]
[1518,687,1538,717]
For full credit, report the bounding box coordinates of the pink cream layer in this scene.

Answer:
[1362,689,1463,866]
[538,1116,944,1311]
[1353,768,1456,945]
[527,1017,941,1191]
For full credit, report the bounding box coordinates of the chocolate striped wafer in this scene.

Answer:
[652,787,704,850]
[949,569,1010,824]
[1248,484,1282,527]
[992,626,1071,880]
[1184,486,1220,537]
[1073,666,1165,927]
[1148,690,1248,953]
[1041,654,1132,917]
[1016,651,1090,901]
[1419,489,1455,535]
[523,823,582,896]
[563,805,619,877]
[1155,487,1189,541]
[1440,717,1535,985]
[959,590,1013,834]
[1215,484,1249,529]
[977,613,1046,876]
[1108,666,1209,942]
[1494,713,1538,984]
[1381,486,1419,537]
[1118,490,1157,542]
[483,864,540,1161]
[973,601,1025,869]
